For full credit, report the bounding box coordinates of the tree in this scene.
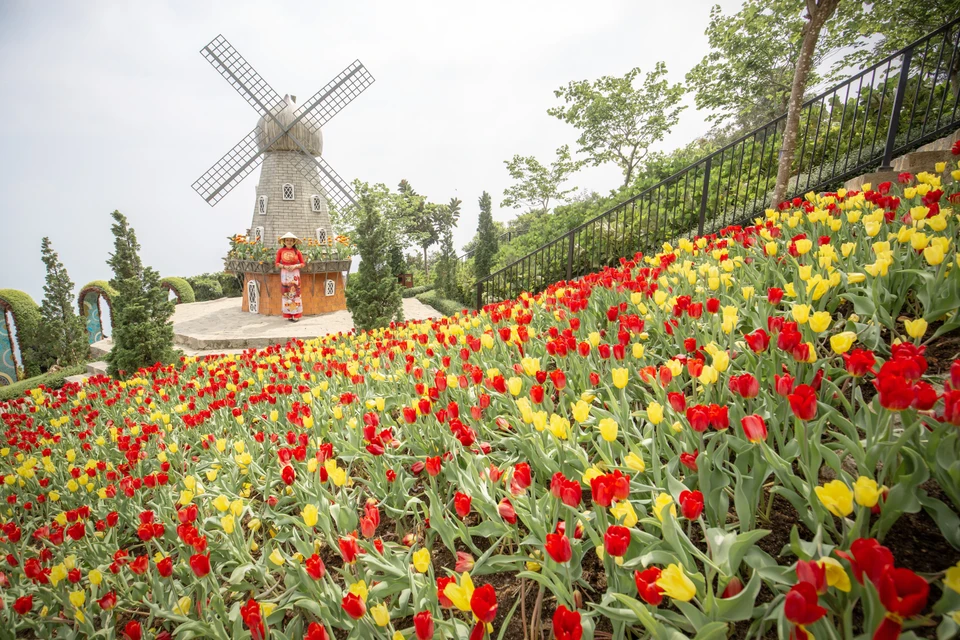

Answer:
[346,184,404,331]
[433,198,462,300]
[772,0,841,205]
[686,0,826,132]
[389,243,406,277]
[473,191,498,280]
[548,64,686,187]
[105,210,176,378]
[37,238,88,368]
[502,145,582,213]
[396,180,443,274]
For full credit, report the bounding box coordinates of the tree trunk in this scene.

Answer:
[772,0,840,206]
[423,245,428,275]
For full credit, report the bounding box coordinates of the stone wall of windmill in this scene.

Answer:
[250,150,334,247]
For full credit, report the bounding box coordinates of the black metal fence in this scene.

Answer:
[475,17,960,308]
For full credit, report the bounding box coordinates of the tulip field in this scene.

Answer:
[5,166,960,640]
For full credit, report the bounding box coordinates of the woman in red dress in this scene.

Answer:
[275,232,306,321]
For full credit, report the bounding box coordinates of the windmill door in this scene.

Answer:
[247,279,260,314]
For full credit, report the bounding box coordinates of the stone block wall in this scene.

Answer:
[250,150,335,248]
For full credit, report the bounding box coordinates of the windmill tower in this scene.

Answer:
[192,35,374,246]
[191,35,374,316]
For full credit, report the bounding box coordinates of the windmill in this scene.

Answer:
[192,35,374,247]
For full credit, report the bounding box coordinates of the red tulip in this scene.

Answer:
[13,595,32,615]
[603,525,631,557]
[552,604,583,640]
[454,492,472,518]
[784,582,826,626]
[767,288,784,305]
[340,536,360,563]
[498,498,517,524]
[551,472,583,507]
[634,567,664,605]
[414,610,435,640]
[122,621,143,640]
[97,591,117,611]
[741,415,767,443]
[189,553,210,577]
[305,622,330,640]
[679,451,699,472]
[425,456,442,477]
[744,329,770,353]
[842,348,875,377]
[795,559,826,594]
[342,593,366,619]
[590,470,630,507]
[729,374,759,399]
[512,462,532,490]
[679,490,704,519]
[873,374,915,411]
[240,599,266,640]
[721,577,743,598]
[437,576,456,608]
[775,373,795,397]
[470,583,498,623]
[685,405,710,432]
[788,384,818,420]
[281,465,296,485]
[545,531,573,563]
[667,392,686,413]
[875,568,929,640]
[306,553,326,580]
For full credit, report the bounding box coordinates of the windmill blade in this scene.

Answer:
[294,60,375,132]
[293,153,358,212]
[201,34,285,117]
[192,127,264,206]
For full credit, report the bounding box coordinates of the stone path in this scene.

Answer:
[69,297,443,382]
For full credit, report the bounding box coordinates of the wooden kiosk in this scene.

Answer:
[225,258,351,316]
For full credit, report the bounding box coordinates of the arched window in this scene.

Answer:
[325,279,336,296]
[316,228,328,244]
[282,183,295,200]
[254,226,264,244]
[257,195,268,215]
[311,194,324,212]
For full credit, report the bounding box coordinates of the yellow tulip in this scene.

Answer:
[610,499,638,527]
[349,580,369,601]
[598,418,618,442]
[646,402,664,425]
[809,311,832,334]
[624,452,646,472]
[371,602,390,626]
[819,557,851,592]
[269,549,285,566]
[815,480,854,517]
[656,564,696,601]
[521,357,541,376]
[212,495,230,513]
[89,569,102,586]
[444,572,475,612]
[794,239,813,255]
[904,318,928,339]
[221,514,235,534]
[712,350,729,372]
[792,304,811,324]
[829,332,857,354]
[944,562,960,594]
[413,548,431,573]
[507,377,523,396]
[924,244,945,265]
[853,476,880,508]
[612,368,629,389]
[572,400,591,423]
[302,504,319,528]
[69,590,86,608]
[174,596,193,615]
[632,343,644,359]
[653,493,677,522]
[548,414,569,440]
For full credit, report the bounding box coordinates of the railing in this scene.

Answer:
[476,17,960,308]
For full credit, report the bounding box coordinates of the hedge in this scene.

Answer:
[402,284,435,298]
[0,289,43,378]
[217,272,243,298]
[187,277,223,302]
[160,277,196,304]
[0,364,86,402]
[77,280,119,315]
[415,289,467,318]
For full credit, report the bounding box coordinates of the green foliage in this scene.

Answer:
[0,289,43,378]
[187,276,224,302]
[502,145,583,213]
[346,184,404,331]
[389,243,406,277]
[433,198,462,301]
[37,238,88,369]
[415,289,465,317]
[473,191,498,280]
[160,277,196,304]
[217,272,242,298]
[548,63,686,187]
[402,284,434,298]
[105,210,176,379]
[0,364,86,402]
[397,180,461,273]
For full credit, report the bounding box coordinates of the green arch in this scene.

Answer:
[77,281,118,345]
[161,276,196,304]
[0,289,43,379]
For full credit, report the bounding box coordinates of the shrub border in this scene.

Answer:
[0,289,42,378]
[160,277,196,304]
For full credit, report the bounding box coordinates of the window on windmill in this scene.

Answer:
[311,195,323,212]
[257,195,268,215]
[282,184,295,201]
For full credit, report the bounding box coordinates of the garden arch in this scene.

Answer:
[0,289,42,382]
[77,281,117,345]
[160,277,196,304]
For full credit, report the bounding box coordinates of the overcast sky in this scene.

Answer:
[0,0,745,302]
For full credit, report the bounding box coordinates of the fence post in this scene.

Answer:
[566,232,575,281]
[697,156,712,237]
[475,279,483,311]
[879,47,914,171]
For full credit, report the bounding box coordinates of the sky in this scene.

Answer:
[0,0,746,303]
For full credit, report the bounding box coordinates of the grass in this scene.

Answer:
[0,364,87,402]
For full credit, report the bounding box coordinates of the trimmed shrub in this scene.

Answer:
[217,272,243,298]
[0,364,86,402]
[402,285,434,298]
[188,277,223,302]
[415,289,466,318]
[0,289,43,378]
[161,277,196,304]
